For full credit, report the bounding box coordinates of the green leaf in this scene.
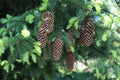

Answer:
[0,28,7,35]
[1,60,9,73]
[31,54,37,63]
[0,39,3,46]
[94,1,103,6]
[23,52,30,65]
[96,40,101,47]
[115,17,120,26]
[16,59,22,63]
[113,41,120,47]
[1,60,8,66]
[95,5,101,12]
[93,0,103,13]
[1,18,8,23]
[3,64,9,73]
[39,3,48,11]
[10,64,15,71]
[111,50,117,58]
[66,17,77,29]
[96,68,100,79]
[14,71,20,79]
[102,33,107,41]
[25,14,35,24]
[21,29,30,38]
[74,21,79,30]
[33,42,42,56]
[69,46,75,53]
[39,0,48,11]
[69,17,77,24]
[14,73,17,79]
[66,24,72,29]
[103,15,112,27]
[87,4,93,10]
[2,37,9,46]
[106,30,111,37]
[43,0,48,2]
[33,45,42,56]
[6,14,13,20]
[0,46,5,56]
[33,42,41,46]
[101,75,106,80]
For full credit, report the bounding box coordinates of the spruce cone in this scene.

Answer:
[67,30,74,52]
[38,26,48,48]
[37,33,47,48]
[68,30,74,44]
[37,11,54,48]
[79,17,94,46]
[53,38,63,61]
[43,11,54,34]
[66,52,75,71]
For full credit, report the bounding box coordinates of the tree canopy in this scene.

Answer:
[0,0,120,80]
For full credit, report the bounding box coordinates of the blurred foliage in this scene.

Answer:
[0,0,120,80]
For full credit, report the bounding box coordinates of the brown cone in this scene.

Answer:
[53,38,63,61]
[38,24,48,48]
[79,17,94,46]
[68,29,74,44]
[43,11,54,34]
[67,29,74,52]
[37,33,47,48]
[66,52,75,71]
[37,11,54,48]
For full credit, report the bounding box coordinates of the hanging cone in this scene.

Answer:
[79,17,94,46]
[66,52,75,71]
[67,29,74,52]
[68,29,74,44]
[52,38,63,61]
[37,33,47,48]
[43,11,54,34]
[37,11,54,48]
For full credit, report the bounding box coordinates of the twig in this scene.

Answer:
[90,44,109,59]
[115,0,120,8]
[102,10,120,17]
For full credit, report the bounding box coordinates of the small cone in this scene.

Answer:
[66,52,75,71]
[67,29,74,52]
[53,38,63,61]
[68,29,74,44]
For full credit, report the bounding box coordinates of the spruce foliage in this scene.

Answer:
[0,0,120,80]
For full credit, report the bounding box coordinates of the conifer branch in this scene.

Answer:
[90,44,109,59]
[102,10,120,17]
[115,0,120,8]
[61,0,87,11]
